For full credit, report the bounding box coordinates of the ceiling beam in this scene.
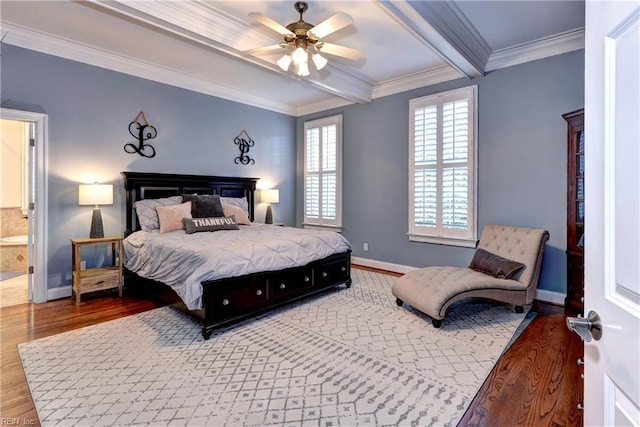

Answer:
[88,0,373,104]
[377,0,492,78]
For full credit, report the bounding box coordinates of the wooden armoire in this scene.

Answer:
[563,108,584,315]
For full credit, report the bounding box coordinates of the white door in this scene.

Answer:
[583,2,640,425]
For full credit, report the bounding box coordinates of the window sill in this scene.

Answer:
[408,233,478,248]
[303,223,343,233]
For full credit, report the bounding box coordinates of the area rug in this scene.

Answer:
[18,269,531,426]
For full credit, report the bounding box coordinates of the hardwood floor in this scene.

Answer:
[0,271,583,427]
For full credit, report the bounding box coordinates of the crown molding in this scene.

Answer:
[486,27,585,71]
[373,65,463,99]
[1,22,297,115]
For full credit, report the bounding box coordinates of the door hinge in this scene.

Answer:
[30,138,35,147]
[29,202,35,211]
[28,266,34,274]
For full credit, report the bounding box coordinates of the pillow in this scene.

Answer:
[222,204,251,225]
[220,196,249,217]
[183,216,240,234]
[156,201,192,234]
[182,194,224,218]
[134,196,183,232]
[469,248,525,279]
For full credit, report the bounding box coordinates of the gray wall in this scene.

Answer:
[297,50,585,295]
[1,45,296,290]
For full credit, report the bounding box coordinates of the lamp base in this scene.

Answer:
[265,205,273,224]
[89,207,104,239]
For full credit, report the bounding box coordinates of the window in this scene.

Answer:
[303,114,343,230]
[408,86,477,247]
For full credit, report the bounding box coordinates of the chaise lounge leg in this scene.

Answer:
[515,305,524,313]
[432,319,442,328]
[395,298,404,307]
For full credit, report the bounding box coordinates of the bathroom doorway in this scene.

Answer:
[0,109,48,306]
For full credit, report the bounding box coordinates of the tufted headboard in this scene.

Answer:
[121,172,258,236]
[478,223,550,289]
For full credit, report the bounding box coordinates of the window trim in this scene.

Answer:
[408,85,478,247]
[302,114,343,232]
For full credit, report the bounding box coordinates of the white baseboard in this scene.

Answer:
[48,285,72,301]
[352,256,565,306]
[351,256,418,274]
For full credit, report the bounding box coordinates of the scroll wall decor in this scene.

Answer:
[124,111,158,158]
[234,130,255,165]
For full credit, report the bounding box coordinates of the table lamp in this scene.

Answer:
[262,189,279,224]
[79,183,113,238]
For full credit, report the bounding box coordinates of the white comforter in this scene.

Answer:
[123,224,351,310]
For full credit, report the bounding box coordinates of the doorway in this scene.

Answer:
[0,109,48,305]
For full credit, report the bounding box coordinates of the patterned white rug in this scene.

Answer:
[19,269,531,426]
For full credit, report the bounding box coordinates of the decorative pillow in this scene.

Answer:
[182,194,224,218]
[469,248,525,279]
[134,196,183,232]
[183,216,240,234]
[222,204,251,225]
[156,201,192,234]
[220,196,249,217]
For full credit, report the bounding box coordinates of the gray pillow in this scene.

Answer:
[182,194,224,218]
[469,248,525,279]
[183,216,240,234]
[220,196,249,217]
[134,196,183,232]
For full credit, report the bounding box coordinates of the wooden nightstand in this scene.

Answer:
[71,236,123,305]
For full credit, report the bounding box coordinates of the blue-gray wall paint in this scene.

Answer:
[1,45,296,290]
[297,50,585,295]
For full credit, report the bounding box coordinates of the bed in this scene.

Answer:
[121,171,352,339]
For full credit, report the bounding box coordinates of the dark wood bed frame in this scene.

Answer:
[122,171,352,339]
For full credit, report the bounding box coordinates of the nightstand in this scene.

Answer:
[71,236,123,305]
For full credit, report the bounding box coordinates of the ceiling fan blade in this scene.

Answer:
[308,12,353,39]
[317,42,363,60]
[249,12,295,37]
[244,44,287,56]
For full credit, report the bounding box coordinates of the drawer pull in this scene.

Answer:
[222,298,229,306]
[280,283,286,290]
[577,358,584,366]
[256,289,263,296]
[322,272,328,278]
[304,276,310,282]
[341,266,346,272]
[577,403,584,411]
[96,281,104,285]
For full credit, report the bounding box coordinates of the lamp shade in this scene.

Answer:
[79,184,113,206]
[262,189,279,204]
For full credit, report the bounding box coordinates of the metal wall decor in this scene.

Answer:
[234,130,255,165]
[125,111,158,158]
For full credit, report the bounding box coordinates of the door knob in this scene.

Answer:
[566,310,602,342]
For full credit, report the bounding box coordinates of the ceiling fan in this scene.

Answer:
[248,1,363,77]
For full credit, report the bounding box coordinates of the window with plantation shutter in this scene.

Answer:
[303,115,342,230]
[408,86,478,247]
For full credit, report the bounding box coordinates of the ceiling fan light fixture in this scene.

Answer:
[277,54,292,71]
[312,53,328,71]
[292,47,308,65]
[295,61,310,77]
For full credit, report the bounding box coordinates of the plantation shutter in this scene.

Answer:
[303,115,343,229]
[409,86,477,246]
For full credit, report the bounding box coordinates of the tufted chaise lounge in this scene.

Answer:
[392,224,550,327]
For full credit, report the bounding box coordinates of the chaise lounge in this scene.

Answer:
[393,224,550,327]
